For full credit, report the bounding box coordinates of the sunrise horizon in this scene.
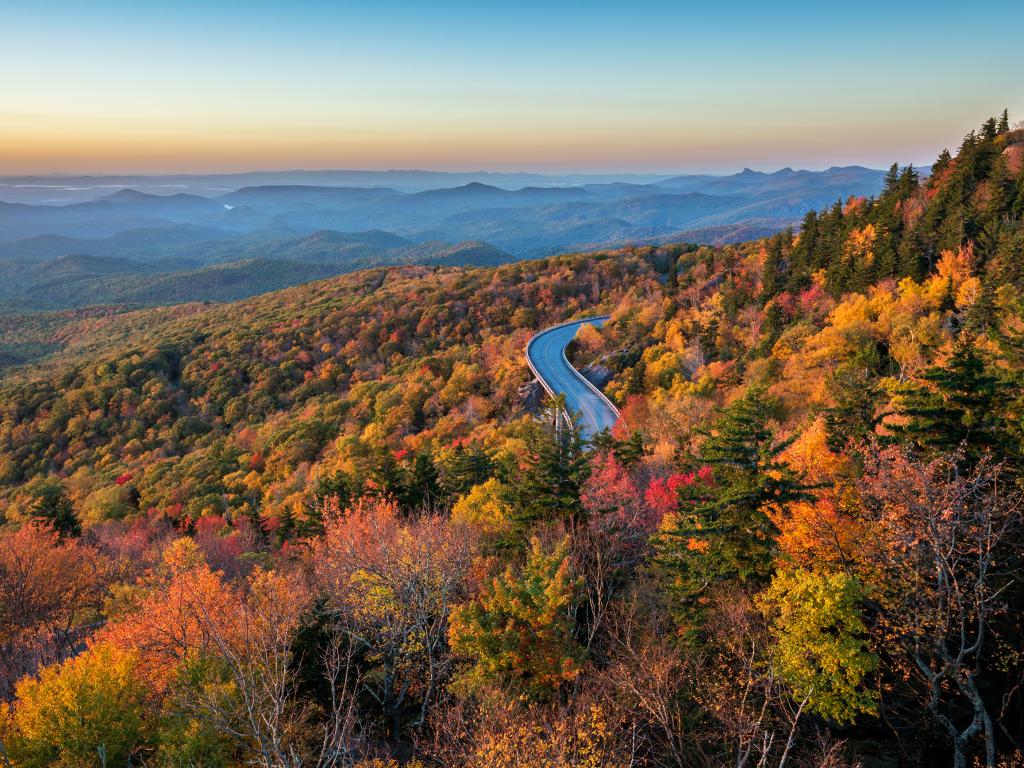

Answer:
[4,1,1022,177]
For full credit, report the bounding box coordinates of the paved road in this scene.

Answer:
[526,317,620,440]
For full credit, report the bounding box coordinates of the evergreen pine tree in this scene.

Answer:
[787,210,819,289]
[889,335,1007,465]
[406,452,441,511]
[624,357,647,396]
[666,252,679,293]
[988,227,1024,289]
[245,503,269,546]
[760,230,789,302]
[758,299,785,356]
[613,430,647,467]
[897,226,926,281]
[982,117,999,142]
[274,506,296,546]
[370,447,407,501]
[511,398,588,532]
[589,428,616,456]
[882,163,900,195]
[657,385,810,628]
[939,274,957,314]
[442,441,494,499]
[823,362,883,452]
[963,276,997,334]
[898,165,919,198]
[30,483,80,538]
[303,470,356,535]
[998,109,1010,134]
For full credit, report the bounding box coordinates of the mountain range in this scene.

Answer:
[0,165,889,311]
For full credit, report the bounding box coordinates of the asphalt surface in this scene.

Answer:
[526,317,619,439]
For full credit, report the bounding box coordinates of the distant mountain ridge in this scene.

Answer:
[0,234,512,312]
[0,165,889,310]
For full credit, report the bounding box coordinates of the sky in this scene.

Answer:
[2,0,1023,176]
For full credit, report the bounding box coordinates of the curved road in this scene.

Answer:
[526,317,620,439]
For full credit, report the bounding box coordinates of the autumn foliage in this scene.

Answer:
[1,113,1023,767]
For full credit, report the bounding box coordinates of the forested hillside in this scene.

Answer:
[1,113,1023,767]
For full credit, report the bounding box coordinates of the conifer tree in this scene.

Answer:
[758,298,785,356]
[589,428,615,456]
[998,108,1010,134]
[30,483,80,538]
[666,252,679,292]
[823,362,883,452]
[898,164,919,198]
[932,148,953,179]
[657,385,810,628]
[613,429,647,467]
[889,335,1007,465]
[882,162,901,195]
[303,470,356,535]
[274,506,296,546]
[898,227,926,281]
[963,278,996,334]
[441,441,493,499]
[624,356,647,395]
[760,230,789,301]
[787,209,819,289]
[405,451,441,511]
[370,446,406,501]
[511,399,588,531]
[982,117,998,142]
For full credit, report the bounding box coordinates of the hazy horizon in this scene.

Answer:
[0,163,894,180]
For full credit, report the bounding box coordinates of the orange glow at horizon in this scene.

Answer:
[0,113,965,176]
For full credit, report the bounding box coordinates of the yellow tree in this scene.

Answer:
[756,567,878,725]
[5,643,147,768]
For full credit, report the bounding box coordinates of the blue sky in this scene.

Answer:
[1,0,1022,174]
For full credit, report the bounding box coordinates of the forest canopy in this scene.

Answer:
[1,113,1023,768]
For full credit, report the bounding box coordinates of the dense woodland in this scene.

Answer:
[1,113,1024,767]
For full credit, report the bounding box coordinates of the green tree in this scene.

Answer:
[404,451,441,511]
[657,385,810,626]
[613,429,647,467]
[448,536,582,700]
[273,505,296,546]
[29,481,80,538]
[369,446,407,500]
[882,162,901,196]
[760,230,789,301]
[888,335,1009,465]
[303,469,357,536]
[510,399,589,531]
[441,441,494,499]
[756,568,878,725]
[823,361,883,452]
[932,147,953,178]
[623,357,647,396]
[758,298,785,356]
